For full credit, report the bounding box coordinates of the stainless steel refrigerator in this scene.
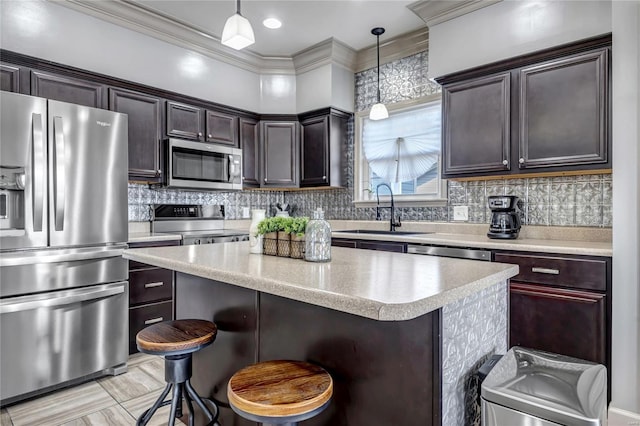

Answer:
[0,92,129,404]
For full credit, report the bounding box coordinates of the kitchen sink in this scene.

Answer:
[335,229,432,236]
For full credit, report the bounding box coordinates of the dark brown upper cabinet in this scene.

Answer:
[436,34,611,178]
[31,70,105,108]
[299,108,350,188]
[518,49,608,169]
[240,117,260,188]
[166,101,240,147]
[205,110,238,147]
[261,121,299,188]
[109,87,163,182]
[1,64,20,93]
[166,101,204,141]
[442,73,511,177]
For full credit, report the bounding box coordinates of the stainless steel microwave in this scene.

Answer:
[166,138,242,191]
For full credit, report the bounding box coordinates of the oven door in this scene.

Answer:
[167,139,242,190]
[0,281,128,404]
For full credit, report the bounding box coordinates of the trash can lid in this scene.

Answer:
[481,347,607,426]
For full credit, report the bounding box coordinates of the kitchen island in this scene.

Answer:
[124,242,518,425]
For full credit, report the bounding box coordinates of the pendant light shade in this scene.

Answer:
[369,27,388,121]
[369,103,389,120]
[222,0,255,50]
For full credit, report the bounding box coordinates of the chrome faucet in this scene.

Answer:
[375,183,401,232]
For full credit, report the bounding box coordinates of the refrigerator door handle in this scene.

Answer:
[0,282,126,314]
[32,112,45,232]
[0,244,127,267]
[53,116,66,231]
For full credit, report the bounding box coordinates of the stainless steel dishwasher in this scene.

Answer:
[407,244,492,261]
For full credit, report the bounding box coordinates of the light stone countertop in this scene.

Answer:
[123,242,518,321]
[331,231,613,257]
[226,220,612,256]
[128,232,182,244]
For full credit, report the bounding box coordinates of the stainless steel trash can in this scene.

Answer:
[481,346,607,426]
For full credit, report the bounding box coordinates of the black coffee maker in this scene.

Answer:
[487,195,522,239]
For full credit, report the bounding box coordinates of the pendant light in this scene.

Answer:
[221,0,255,50]
[369,27,388,121]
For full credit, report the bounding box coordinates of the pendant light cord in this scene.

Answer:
[236,0,241,15]
[376,33,381,103]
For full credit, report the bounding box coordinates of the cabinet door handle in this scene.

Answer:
[322,175,327,180]
[144,281,164,288]
[156,169,162,176]
[531,267,560,275]
[197,132,203,137]
[519,158,525,164]
[502,160,508,166]
[144,317,164,325]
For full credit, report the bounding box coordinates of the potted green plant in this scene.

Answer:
[286,217,309,259]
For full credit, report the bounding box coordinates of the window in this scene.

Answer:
[354,95,446,206]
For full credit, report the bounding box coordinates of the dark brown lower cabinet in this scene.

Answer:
[128,240,179,354]
[509,282,606,363]
[129,301,173,354]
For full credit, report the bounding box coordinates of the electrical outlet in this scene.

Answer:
[453,206,469,221]
[242,207,250,218]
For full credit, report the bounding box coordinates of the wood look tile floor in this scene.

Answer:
[0,353,193,426]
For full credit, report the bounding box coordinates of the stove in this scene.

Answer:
[151,204,249,245]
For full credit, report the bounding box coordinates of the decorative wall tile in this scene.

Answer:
[550,204,575,225]
[575,205,603,227]
[549,183,575,204]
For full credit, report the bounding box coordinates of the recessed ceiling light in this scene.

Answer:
[263,18,282,29]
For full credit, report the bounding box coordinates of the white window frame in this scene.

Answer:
[353,94,447,208]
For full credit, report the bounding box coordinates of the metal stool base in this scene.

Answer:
[136,354,219,426]
[229,399,330,426]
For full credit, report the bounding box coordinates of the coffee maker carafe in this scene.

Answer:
[487,195,521,239]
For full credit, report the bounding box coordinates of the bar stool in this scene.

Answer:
[227,360,333,426]
[135,319,220,426]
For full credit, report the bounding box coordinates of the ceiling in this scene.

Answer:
[130,0,428,57]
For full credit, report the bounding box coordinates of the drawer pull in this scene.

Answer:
[144,317,164,325]
[144,282,164,289]
[532,267,560,275]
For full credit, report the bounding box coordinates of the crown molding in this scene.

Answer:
[354,27,429,73]
[408,0,502,27]
[58,0,296,74]
[292,38,358,74]
[57,0,428,76]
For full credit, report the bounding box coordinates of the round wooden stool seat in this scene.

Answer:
[227,360,333,422]
[136,319,217,356]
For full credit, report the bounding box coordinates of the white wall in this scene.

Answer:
[296,65,332,113]
[428,0,612,78]
[330,64,355,113]
[295,63,355,114]
[259,74,297,114]
[1,0,284,113]
[611,0,640,415]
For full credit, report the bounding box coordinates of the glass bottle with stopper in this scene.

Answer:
[305,208,331,262]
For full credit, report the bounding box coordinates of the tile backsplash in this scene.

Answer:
[128,50,612,227]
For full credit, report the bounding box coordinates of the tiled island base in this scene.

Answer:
[176,274,507,426]
[441,281,508,426]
